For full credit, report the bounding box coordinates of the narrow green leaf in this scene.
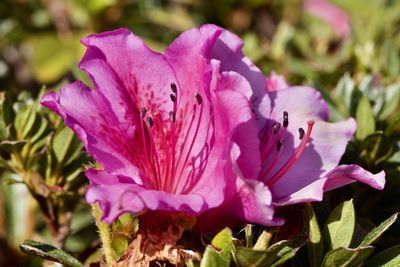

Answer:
[14,105,37,139]
[0,92,15,126]
[360,213,398,246]
[200,228,233,267]
[236,238,306,267]
[355,95,375,140]
[321,246,374,267]
[323,199,355,250]
[19,240,83,267]
[379,84,400,119]
[52,126,80,164]
[305,203,324,267]
[365,244,400,267]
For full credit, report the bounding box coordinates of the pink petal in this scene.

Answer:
[211,28,266,105]
[41,82,142,183]
[80,28,178,119]
[85,169,208,224]
[258,87,358,201]
[324,164,385,191]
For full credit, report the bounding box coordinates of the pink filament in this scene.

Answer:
[266,120,315,187]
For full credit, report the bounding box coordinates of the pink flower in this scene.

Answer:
[304,0,351,38]
[197,28,384,228]
[256,86,385,207]
[40,25,273,225]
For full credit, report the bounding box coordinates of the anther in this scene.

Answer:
[146,116,154,128]
[170,93,176,103]
[298,128,305,140]
[273,122,281,134]
[195,94,202,105]
[141,107,147,118]
[283,111,289,128]
[277,140,283,151]
[169,111,176,122]
[170,82,177,93]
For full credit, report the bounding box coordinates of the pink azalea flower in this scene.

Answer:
[40,25,273,225]
[197,27,385,228]
[304,0,351,38]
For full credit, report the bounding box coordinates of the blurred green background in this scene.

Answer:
[1,0,400,266]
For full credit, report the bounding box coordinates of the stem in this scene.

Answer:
[92,203,116,265]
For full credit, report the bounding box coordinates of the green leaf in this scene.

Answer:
[365,244,400,267]
[0,92,15,126]
[323,199,355,250]
[14,105,37,140]
[236,238,306,267]
[321,246,374,267]
[52,126,82,165]
[305,203,324,267]
[355,95,375,140]
[19,240,83,267]
[200,228,233,267]
[360,213,399,246]
[379,84,400,119]
[363,132,393,165]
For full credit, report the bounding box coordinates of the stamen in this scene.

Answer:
[141,107,147,118]
[283,111,289,128]
[170,93,176,103]
[277,140,283,151]
[298,128,305,140]
[273,123,281,134]
[196,94,202,105]
[170,82,177,93]
[266,120,315,186]
[146,116,154,128]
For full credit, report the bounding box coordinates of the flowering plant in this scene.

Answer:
[2,2,400,266]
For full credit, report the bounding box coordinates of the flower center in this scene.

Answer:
[134,83,206,194]
[259,111,315,186]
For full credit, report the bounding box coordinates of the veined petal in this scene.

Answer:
[211,28,267,108]
[324,164,385,191]
[258,86,359,201]
[165,24,222,100]
[85,169,208,224]
[80,28,178,118]
[41,82,142,183]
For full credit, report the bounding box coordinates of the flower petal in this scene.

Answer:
[273,164,385,206]
[165,24,222,100]
[324,164,385,191]
[41,82,142,182]
[211,28,267,107]
[80,28,178,118]
[85,169,208,224]
[258,87,358,201]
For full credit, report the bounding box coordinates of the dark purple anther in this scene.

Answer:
[273,122,281,134]
[146,116,154,128]
[196,93,202,105]
[277,140,283,151]
[170,93,176,103]
[170,82,177,93]
[283,111,289,128]
[298,128,305,140]
[141,107,147,118]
